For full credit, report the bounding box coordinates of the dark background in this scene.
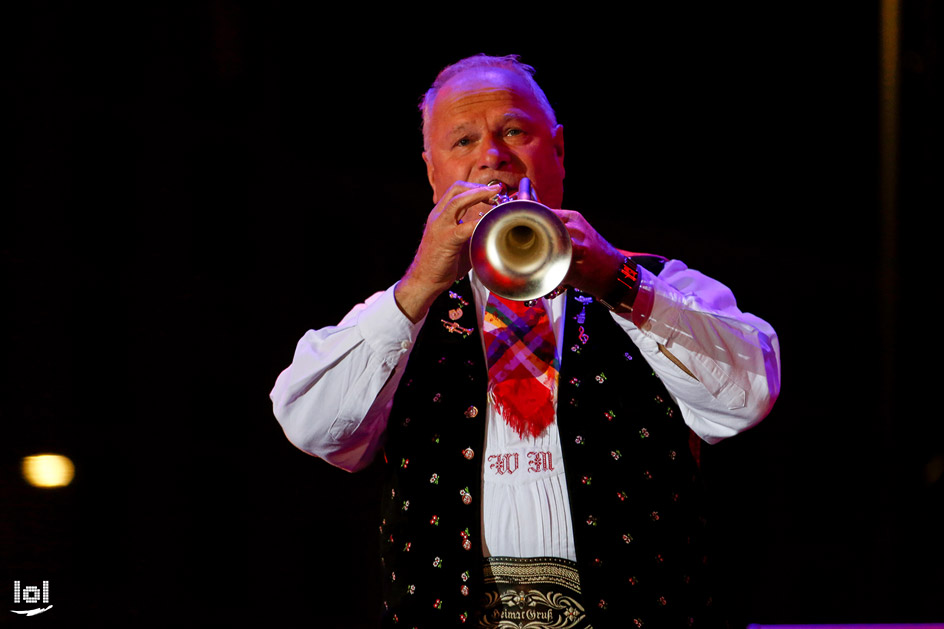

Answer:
[3,2,941,627]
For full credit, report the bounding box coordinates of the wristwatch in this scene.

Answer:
[597,256,640,312]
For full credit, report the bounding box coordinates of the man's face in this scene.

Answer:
[422,68,565,209]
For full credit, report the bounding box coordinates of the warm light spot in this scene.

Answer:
[22,454,75,488]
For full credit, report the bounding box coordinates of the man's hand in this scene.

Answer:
[554,209,626,304]
[395,181,502,323]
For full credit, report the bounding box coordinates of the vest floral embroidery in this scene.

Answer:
[379,273,722,628]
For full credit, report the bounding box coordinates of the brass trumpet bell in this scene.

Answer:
[470,197,572,301]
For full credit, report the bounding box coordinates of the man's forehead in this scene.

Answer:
[432,68,545,122]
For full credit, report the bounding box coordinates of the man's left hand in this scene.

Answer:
[554,209,626,302]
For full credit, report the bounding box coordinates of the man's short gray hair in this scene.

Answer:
[419,54,558,152]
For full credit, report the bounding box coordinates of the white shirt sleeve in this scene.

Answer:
[271,262,781,472]
[269,283,424,472]
[612,260,782,444]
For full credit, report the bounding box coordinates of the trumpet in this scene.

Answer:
[470,178,572,302]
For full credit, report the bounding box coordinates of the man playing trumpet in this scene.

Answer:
[271,54,781,628]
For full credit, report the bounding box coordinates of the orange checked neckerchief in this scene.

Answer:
[482,292,560,439]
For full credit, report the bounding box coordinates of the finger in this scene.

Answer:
[456,200,500,228]
[552,210,589,242]
[553,209,582,223]
[443,183,503,225]
[455,203,499,242]
[435,180,480,206]
[437,181,501,207]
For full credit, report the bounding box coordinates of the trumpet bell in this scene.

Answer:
[470,199,573,301]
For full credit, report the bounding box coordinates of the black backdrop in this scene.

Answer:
[4,3,941,627]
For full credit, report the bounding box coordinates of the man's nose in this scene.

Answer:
[478,136,510,170]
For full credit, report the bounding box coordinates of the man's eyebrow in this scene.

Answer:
[500,111,535,124]
[445,112,535,138]
[446,123,475,137]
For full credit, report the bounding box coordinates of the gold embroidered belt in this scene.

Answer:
[478,557,591,629]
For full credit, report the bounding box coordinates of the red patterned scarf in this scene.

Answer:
[482,293,560,439]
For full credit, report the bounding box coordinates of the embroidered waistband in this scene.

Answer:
[479,557,589,628]
[484,556,582,592]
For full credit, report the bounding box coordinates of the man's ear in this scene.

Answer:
[422,151,439,203]
[552,124,565,173]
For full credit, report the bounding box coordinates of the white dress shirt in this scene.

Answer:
[270,261,781,561]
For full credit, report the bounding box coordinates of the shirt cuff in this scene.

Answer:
[630,266,684,345]
[355,282,427,368]
[628,264,657,329]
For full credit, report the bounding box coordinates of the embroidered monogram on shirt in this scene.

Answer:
[488,451,556,476]
[528,451,554,473]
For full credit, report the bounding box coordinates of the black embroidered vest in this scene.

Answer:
[378,273,721,628]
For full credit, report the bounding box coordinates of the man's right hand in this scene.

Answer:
[395,181,503,323]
